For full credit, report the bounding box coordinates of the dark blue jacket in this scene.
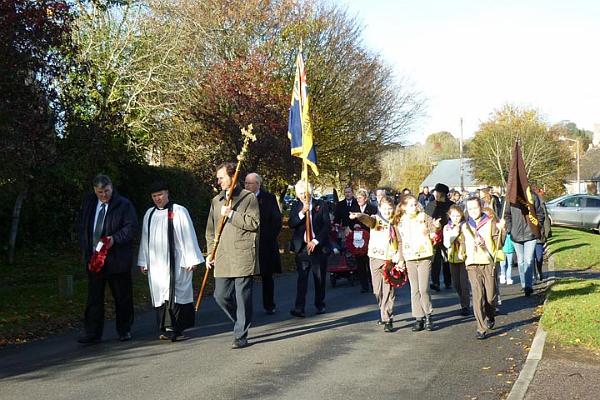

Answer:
[289,198,330,255]
[78,192,138,274]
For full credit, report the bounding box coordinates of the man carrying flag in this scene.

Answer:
[287,46,330,317]
[504,140,545,296]
[288,180,331,317]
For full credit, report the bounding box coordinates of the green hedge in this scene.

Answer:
[0,162,213,254]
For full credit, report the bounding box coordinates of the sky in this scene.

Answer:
[335,0,600,144]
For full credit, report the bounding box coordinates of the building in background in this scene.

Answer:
[420,158,492,194]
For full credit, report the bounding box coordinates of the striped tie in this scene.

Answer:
[93,203,106,247]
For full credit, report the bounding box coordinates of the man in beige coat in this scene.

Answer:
[206,162,260,349]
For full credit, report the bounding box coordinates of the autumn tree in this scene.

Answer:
[549,121,593,151]
[425,131,460,161]
[57,0,185,171]
[142,0,423,192]
[469,104,571,197]
[0,0,72,263]
[378,131,461,193]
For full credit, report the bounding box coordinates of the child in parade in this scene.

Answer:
[483,206,503,307]
[443,205,470,316]
[500,233,515,285]
[349,196,398,333]
[393,195,441,332]
[462,197,505,340]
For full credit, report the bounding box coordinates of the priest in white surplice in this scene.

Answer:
[138,182,205,341]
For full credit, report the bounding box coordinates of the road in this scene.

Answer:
[0,271,542,400]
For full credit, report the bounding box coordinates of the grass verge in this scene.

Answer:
[0,248,154,345]
[542,226,600,352]
[546,227,600,271]
[540,278,600,352]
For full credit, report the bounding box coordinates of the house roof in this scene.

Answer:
[421,158,481,189]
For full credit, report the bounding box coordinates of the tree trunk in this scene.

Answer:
[8,188,27,265]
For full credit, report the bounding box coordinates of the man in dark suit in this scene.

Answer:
[244,172,282,315]
[77,174,138,343]
[334,186,358,229]
[425,183,454,291]
[418,186,434,208]
[289,180,331,317]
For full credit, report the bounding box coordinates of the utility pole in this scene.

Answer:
[576,139,580,194]
[460,117,464,191]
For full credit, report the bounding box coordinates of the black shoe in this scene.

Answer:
[316,307,326,315]
[445,284,452,290]
[119,332,132,342]
[383,322,393,332]
[77,334,101,344]
[476,331,486,340]
[524,287,533,296]
[424,315,434,331]
[231,338,249,349]
[430,283,441,292]
[290,309,306,318]
[170,331,187,342]
[460,307,470,316]
[486,318,495,330]
[265,307,276,315]
[412,318,424,332]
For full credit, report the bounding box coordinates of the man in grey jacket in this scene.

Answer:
[504,190,545,296]
[206,162,260,349]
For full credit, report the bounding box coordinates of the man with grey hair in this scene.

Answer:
[375,188,386,206]
[289,180,331,317]
[77,174,138,344]
[244,172,282,315]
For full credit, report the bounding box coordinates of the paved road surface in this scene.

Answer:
[0,271,543,400]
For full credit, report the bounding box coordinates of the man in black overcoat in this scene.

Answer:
[245,173,282,314]
[425,183,454,291]
[289,180,331,317]
[77,174,138,343]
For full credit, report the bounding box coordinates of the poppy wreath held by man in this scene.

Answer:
[88,236,111,273]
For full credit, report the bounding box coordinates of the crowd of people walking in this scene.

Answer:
[76,167,549,348]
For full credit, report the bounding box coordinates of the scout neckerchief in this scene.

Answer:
[447,220,463,256]
[377,212,398,258]
[465,213,495,259]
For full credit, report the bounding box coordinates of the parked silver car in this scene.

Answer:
[546,194,600,232]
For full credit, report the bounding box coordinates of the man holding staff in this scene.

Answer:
[206,162,260,349]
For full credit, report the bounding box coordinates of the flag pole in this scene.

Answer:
[303,161,313,243]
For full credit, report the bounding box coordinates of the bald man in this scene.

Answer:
[244,173,282,314]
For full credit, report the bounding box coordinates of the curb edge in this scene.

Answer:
[505,253,555,400]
